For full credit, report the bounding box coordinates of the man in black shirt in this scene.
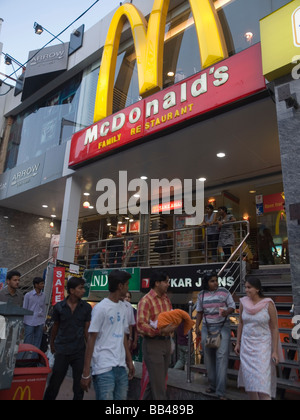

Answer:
[44,277,92,400]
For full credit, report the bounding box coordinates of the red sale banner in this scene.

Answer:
[52,267,65,306]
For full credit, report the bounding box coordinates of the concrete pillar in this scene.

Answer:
[274,74,300,357]
[57,176,81,263]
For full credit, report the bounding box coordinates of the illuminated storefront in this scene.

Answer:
[0,0,296,274]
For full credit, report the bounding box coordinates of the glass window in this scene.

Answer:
[4,0,292,170]
[5,73,82,170]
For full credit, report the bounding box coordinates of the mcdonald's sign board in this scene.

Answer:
[69,1,266,168]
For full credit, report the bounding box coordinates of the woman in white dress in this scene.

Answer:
[234,277,282,400]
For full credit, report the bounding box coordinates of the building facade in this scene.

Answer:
[0,0,298,312]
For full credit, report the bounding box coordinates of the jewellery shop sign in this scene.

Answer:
[85,267,141,294]
[141,263,242,294]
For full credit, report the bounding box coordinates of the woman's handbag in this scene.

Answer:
[202,291,227,350]
[205,330,222,349]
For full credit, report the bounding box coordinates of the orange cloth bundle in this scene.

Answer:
[157,309,195,335]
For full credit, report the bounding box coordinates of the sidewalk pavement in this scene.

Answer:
[56,374,96,400]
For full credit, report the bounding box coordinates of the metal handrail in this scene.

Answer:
[218,220,250,278]
[74,220,251,269]
[20,257,53,279]
[8,254,39,271]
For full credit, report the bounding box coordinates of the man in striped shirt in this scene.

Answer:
[137,270,176,400]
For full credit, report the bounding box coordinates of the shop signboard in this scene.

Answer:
[69,44,265,168]
[141,263,241,294]
[52,267,65,306]
[6,155,45,197]
[25,44,69,78]
[263,192,285,214]
[55,259,87,297]
[86,267,140,293]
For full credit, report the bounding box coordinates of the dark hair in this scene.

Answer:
[67,277,85,294]
[108,270,131,293]
[6,270,21,280]
[33,277,44,286]
[218,206,228,214]
[245,276,264,297]
[206,204,214,211]
[201,271,218,291]
[150,270,169,289]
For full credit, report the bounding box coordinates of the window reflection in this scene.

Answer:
[5,73,82,170]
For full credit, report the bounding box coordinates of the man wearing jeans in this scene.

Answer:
[23,277,46,351]
[81,270,135,400]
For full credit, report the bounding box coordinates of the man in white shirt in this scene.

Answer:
[81,270,135,400]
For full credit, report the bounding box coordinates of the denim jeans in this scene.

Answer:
[201,322,231,397]
[24,324,44,350]
[93,367,128,400]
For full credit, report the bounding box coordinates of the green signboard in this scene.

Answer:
[84,267,140,293]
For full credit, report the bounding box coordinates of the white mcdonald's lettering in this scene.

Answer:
[85,65,229,147]
[94,0,227,122]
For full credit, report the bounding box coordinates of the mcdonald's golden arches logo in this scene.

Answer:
[13,386,32,401]
[94,0,227,122]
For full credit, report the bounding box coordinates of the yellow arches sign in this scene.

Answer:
[94,0,227,122]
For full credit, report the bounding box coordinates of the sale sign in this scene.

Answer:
[52,267,65,306]
[69,44,266,168]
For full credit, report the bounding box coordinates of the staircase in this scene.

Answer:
[190,265,300,400]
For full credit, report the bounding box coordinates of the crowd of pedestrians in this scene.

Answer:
[0,266,282,401]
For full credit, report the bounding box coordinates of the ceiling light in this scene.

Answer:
[134,194,140,198]
[199,177,206,182]
[167,71,175,77]
[217,152,226,158]
[50,221,54,228]
[140,176,148,180]
[89,206,94,209]
[83,201,90,209]
[244,32,254,43]
[51,214,57,218]
[42,205,48,208]
[83,192,90,196]
[249,190,256,194]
